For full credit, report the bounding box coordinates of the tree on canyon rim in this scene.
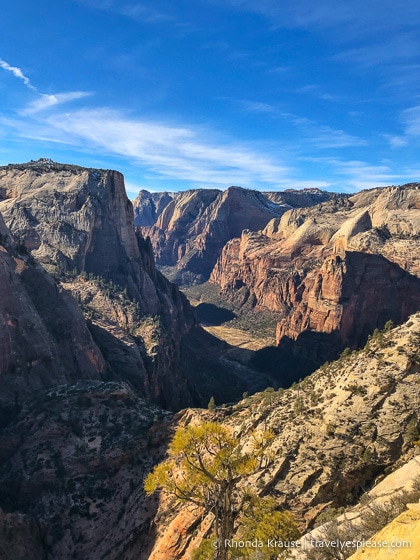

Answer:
[144,421,299,560]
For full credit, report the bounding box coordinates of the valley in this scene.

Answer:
[0,160,418,559]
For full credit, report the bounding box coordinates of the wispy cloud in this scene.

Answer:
[0,58,37,91]
[201,40,251,62]
[332,32,420,70]
[331,159,403,191]
[384,135,408,148]
[119,3,173,23]
[298,155,414,191]
[238,100,278,114]
[296,84,340,102]
[3,107,293,186]
[402,106,420,136]
[207,0,420,99]
[309,126,366,149]
[0,56,295,187]
[208,0,420,39]
[76,0,174,24]
[0,57,92,116]
[280,112,366,149]
[21,92,93,115]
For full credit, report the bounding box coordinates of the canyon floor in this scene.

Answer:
[180,278,277,350]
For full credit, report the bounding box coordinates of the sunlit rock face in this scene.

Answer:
[210,183,420,370]
[137,186,287,283]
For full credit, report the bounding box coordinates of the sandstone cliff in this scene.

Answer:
[133,186,339,285]
[296,457,420,559]
[0,161,274,410]
[264,187,342,208]
[0,162,197,410]
[210,184,420,374]
[0,211,105,418]
[347,502,420,560]
[138,187,288,283]
[132,190,174,227]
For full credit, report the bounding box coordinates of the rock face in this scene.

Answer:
[0,211,105,417]
[132,186,339,285]
[132,190,174,227]
[296,456,420,559]
[0,381,172,560]
[132,187,338,230]
[210,184,420,372]
[0,508,45,560]
[347,503,420,560]
[0,161,274,411]
[0,162,197,410]
[136,186,309,283]
[0,310,418,559]
[264,187,342,208]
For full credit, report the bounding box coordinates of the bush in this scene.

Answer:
[207,396,216,410]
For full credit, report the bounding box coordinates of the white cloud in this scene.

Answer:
[0,56,92,117]
[280,112,366,149]
[21,92,93,115]
[332,32,420,70]
[0,58,37,91]
[238,100,277,113]
[332,160,401,191]
[385,135,408,148]
[309,126,367,149]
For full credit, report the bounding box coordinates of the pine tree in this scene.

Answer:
[144,421,276,560]
[208,396,216,410]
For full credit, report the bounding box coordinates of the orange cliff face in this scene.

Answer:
[210,184,420,366]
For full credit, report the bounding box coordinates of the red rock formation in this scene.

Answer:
[210,184,420,366]
[276,251,420,349]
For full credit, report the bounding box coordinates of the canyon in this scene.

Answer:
[208,183,420,375]
[0,311,418,559]
[0,161,419,559]
[133,186,338,284]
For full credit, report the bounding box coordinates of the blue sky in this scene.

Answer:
[1,0,420,196]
